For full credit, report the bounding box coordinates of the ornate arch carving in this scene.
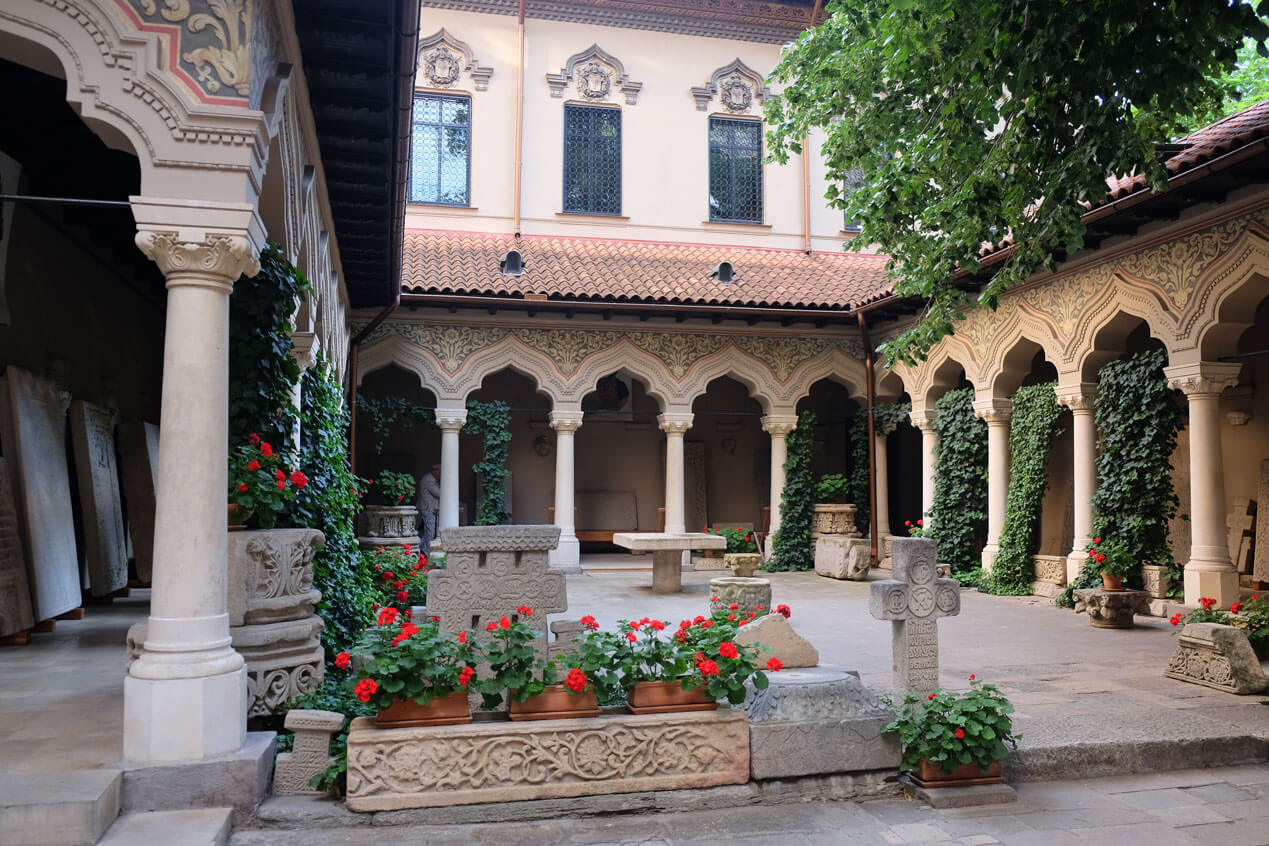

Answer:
[906,339,982,413]
[565,339,679,411]
[781,344,869,408]
[1063,271,1179,376]
[978,306,1066,396]
[691,58,769,113]
[418,28,492,92]
[675,344,782,414]
[1174,223,1269,362]
[546,44,642,105]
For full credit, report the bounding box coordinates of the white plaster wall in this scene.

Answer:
[410,8,862,251]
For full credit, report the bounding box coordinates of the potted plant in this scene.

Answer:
[346,607,478,727]
[904,518,927,538]
[359,470,420,544]
[883,675,1020,788]
[810,474,860,555]
[227,433,308,529]
[1086,537,1133,591]
[363,544,435,613]
[476,606,601,720]
[707,526,762,575]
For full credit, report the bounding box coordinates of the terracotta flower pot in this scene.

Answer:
[508,684,601,721]
[912,758,1003,788]
[375,689,472,728]
[627,680,718,715]
[227,503,251,532]
[1101,573,1124,592]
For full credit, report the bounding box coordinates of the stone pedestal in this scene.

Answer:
[1142,564,1171,599]
[734,612,818,668]
[356,505,420,551]
[814,535,871,581]
[1072,588,1150,629]
[724,552,762,577]
[1165,622,1268,694]
[345,710,749,811]
[809,503,860,558]
[227,529,326,717]
[742,665,899,779]
[709,576,771,617]
[274,709,344,795]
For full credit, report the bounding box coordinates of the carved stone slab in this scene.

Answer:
[274,709,344,795]
[815,535,871,581]
[1165,622,1267,695]
[735,612,818,669]
[234,616,325,717]
[742,665,899,779]
[0,457,34,637]
[432,525,565,664]
[1073,588,1150,629]
[117,422,159,583]
[1227,498,1256,574]
[345,710,749,810]
[0,367,80,620]
[68,400,128,596]
[869,537,961,694]
[227,529,325,626]
[1255,459,1269,582]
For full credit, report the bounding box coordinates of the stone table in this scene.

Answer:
[1073,588,1151,629]
[613,532,725,593]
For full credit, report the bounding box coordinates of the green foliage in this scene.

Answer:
[293,357,378,658]
[280,675,374,795]
[883,676,1020,774]
[228,243,310,452]
[983,383,1063,595]
[228,439,303,530]
[846,401,911,530]
[1184,33,1269,131]
[557,621,629,705]
[1087,537,1136,579]
[474,610,555,706]
[371,470,416,506]
[929,389,988,574]
[348,610,478,709]
[356,394,435,457]
[765,1,1267,363]
[816,473,850,504]
[768,410,817,571]
[704,525,758,554]
[463,400,512,525]
[362,545,435,611]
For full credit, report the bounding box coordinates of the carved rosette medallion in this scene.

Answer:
[576,62,612,100]
[719,75,753,112]
[424,47,462,86]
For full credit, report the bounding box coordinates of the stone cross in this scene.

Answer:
[274,709,345,795]
[868,537,960,694]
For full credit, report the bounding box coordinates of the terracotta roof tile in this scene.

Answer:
[401,230,893,309]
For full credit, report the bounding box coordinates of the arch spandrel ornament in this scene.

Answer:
[1173,223,1269,361]
[418,28,493,92]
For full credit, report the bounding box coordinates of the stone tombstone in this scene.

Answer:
[734,612,819,669]
[274,709,345,795]
[814,535,871,581]
[0,367,80,620]
[0,457,35,637]
[227,528,327,717]
[709,576,771,618]
[1255,459,1269,583]
[868,537,961,694]
[68,400,128,596]
[431,525,565,665]
[1166,622,1267,695]
[117,421,159,583]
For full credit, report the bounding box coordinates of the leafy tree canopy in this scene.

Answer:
[766,0,1267,365]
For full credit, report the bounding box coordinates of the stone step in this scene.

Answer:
[0,770,121,846]
[98,807,232,846]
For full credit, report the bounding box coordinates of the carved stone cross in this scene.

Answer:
[868,537,961,694]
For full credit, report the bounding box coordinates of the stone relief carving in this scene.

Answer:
[546,44,642,104]
[691,59,770,112]
[417,30,493,91]
[423,47,462,86]
[718,74,753,112]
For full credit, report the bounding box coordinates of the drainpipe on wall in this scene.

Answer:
[857,311,878,566]
[512,0,526,237]
[800,0,822,256]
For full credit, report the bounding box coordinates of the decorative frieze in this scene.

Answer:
[1165,622,1267,695]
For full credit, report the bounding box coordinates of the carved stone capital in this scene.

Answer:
[1165,362,1242,398]
[549,410,584,433]
[760,414,798,437]
[435,411,468,432]
[657,413,694,435]
[135,231,260,291]
[972,399,1013,424]
[908,409,937,432]
[289,332,318,372]
[1055,384,1097,413]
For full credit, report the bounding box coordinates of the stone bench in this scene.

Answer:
[612,532,726,592]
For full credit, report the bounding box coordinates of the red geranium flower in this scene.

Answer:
[376,607,398,626]
[353,678,378,702]
[776,604,791,618]
[928,693,937,700]
[499,616,511,629]
[485,622,498,631]
[710,595,719,601]
[247,460,260,471]
[249,433,261,445]
[290,471,307,489]
[1231,603,1243,615]
[719,642,738,659]
[580,615,599,631]
[700,620,713,628]
[955,728,965,739]
[728,603,739,611]
[393,580,404,590]
[1095,553,1105,564]
[766,657,783,671]
[693,615,705,624]
[679,619,692,630]
[564,668,588,693]
[517,605,534,616]
[260,442,274,457]
[396,590,409,603]
[698,659,719,677]
[648,620,665,631]
[1170,613,1183,626]
[917,519,923,526]
[458,666,475,687]
[334,651,350,669]
[457,631,467,643]
[969,674,976,681]
[626,631,637,642]
[237,483,248,492]
[275,480,286,490]
[1093,537,1101,544]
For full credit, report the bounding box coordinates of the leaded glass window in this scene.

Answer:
[409,93,470,206]
[563,104,622,215]
[708,117,763,223]
[843,168,864,232]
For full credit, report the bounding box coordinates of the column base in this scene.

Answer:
[124,666,247,765]
[550,534,581,574]
[981,544,999,573]
[1183,566,1240,609]
[1065,550,1088,585]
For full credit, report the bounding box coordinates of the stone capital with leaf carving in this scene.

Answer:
[132,196,265,290]
[657,413,694,435]
[548,410,584,434]
[1055,383,1097,413]
[760,415,798,437]
[1164,362,1242,398]
[972,398,1014,425]
[435,411,468,432]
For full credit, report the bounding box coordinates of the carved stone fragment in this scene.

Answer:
[734,612,818,669]
[1073,588,1150,629]
[815,535,871,581]
[709,576,771,618]
[869,538,961,694]
[274,709,345,795]
[1165,622,1267,695]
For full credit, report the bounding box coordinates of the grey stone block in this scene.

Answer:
[98,807,232,846]
[122,731,275,825]
[899,775,1018,808]
[743,664,900,780]
[1165,622,1268,695]
[0,769,120,846]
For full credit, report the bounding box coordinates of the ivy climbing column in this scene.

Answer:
[1166,361,1242,608]
[974,398,1013,572]
[762,414,797,556]
[1056,384,1097,584]
[658,413,693,533]
[549,410,583,571]
[436,408,467,532]
[910,408,938,526]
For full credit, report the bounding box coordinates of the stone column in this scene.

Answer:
[1057,384,1097,584]
[874,423,898,538]
[549,410,583,571]
[973,399,1013,572]
[125,200,264,764]
[658,413,694,533]
[435,410,467,532]
[761,414,797,554]
[910,409,938,526]
[1166,362,1242,608]
[287,331,317,463]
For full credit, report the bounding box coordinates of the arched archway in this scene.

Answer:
[468,368,555,526]
[693,376,766,533]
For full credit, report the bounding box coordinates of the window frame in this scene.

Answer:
[408,91,472,207]
[707,115,764,225]
[561,102,623,217]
